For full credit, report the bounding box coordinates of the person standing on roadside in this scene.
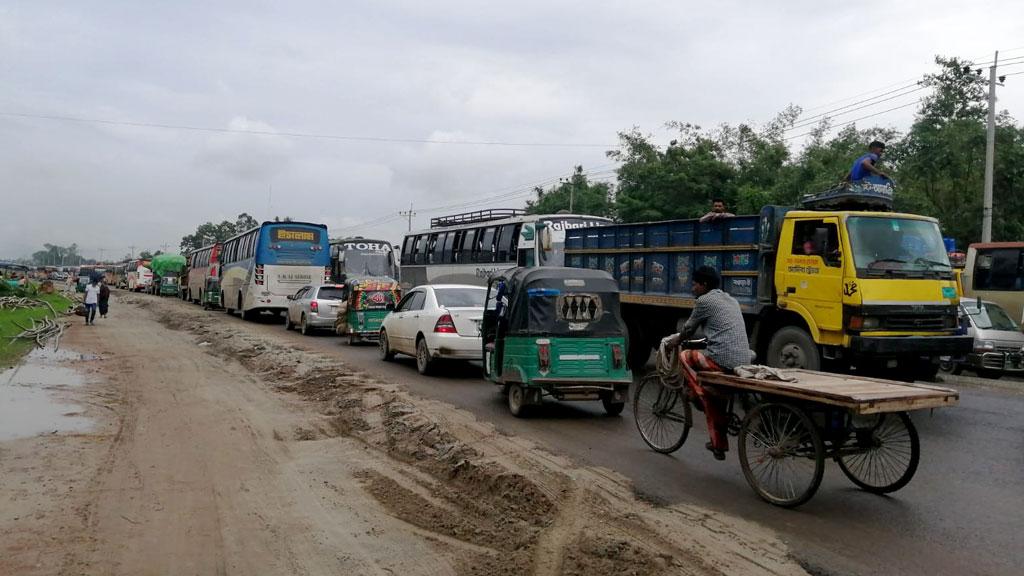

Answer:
[98,280,111,319]
[84,278,100,325]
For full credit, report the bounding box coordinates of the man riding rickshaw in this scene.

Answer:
[482,267,632,417]
[335,277,401,345]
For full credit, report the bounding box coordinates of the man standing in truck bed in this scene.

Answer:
[678,266,752,460]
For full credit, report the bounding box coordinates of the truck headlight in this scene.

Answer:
[975,340,995,353]
[849,315,881,330]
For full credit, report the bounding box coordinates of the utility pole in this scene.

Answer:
[982,50,998,243]
[569,175,575,213]
[399,203,416,231]
[98,248,105,263]
[129,245,136,260]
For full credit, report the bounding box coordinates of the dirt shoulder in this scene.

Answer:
[0,294,809,575]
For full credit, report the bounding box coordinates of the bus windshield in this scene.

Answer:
[344,248,393,277]
[847,217,951,278]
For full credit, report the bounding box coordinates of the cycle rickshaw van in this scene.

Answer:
[482,267,632,417]
[335,277,401,345]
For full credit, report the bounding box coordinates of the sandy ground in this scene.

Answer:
[0,294,809,576]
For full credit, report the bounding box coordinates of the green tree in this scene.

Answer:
[525,166,614,217]
[31,243,81,266]
[180,212,261,253]
[139,250,155,260]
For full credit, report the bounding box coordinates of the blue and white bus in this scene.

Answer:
[221,221,330,319]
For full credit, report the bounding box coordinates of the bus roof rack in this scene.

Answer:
[430,209,527,228]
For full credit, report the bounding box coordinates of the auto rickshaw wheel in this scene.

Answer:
[349,333,358,346]
[601,395,625,416]
[508,384,528,417]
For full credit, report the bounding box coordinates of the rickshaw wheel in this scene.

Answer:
[633,373,691,454]
[836,411,919,494]
[601,395,625,416]
[378,330,396,361]
[739,402,824,508]
[508,384,528,417]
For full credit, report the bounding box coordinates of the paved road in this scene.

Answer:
[219,308,1023,576]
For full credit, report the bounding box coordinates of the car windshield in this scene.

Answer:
[317,287,346,300]
[964,302,1020,331]
[435,287,487,308]
[847,217,951,277]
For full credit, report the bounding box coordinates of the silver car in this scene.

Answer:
[944,300,1024,379]
[284,284,347,335]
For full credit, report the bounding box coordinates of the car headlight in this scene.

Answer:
[975,340,995,353]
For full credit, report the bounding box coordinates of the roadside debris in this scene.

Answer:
[9,316,67,350]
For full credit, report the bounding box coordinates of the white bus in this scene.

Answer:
[398,209,611,289]
[185,242,221,303]
[126,259,153,292]
[221,221,330,319]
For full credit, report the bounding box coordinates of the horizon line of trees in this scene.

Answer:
[527,55,1024,247]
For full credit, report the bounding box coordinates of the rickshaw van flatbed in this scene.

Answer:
[698,369,959,414]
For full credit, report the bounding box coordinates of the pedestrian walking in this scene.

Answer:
[84,278,100,325]
[98,281,111,318]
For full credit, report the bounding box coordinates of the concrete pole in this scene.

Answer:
[982,51,998,243]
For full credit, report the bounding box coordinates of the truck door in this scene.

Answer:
[779,218,845,334]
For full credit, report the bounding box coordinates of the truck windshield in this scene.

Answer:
[964,301,1020,331]
[847,217,951,278]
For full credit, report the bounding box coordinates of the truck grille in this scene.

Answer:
[883,315,948,330]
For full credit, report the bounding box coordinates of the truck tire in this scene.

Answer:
[767,327,820,371]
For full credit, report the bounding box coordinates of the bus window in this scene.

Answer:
[401,236,414,265]
[413,235,427,265]
[427,234,441,264]
[459,229,478,264]
[477,227,496,263]
[430,233,447,264]
[974,248,1024,291]
[496,224,519,263]
[441,232,455,263]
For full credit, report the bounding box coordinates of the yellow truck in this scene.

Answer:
[565,203,972,379]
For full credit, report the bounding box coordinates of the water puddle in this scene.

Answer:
[0,346,95,441]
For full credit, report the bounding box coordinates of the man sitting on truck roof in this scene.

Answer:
[699,198,735,222]
[848,140,890,182]
[679,266,752,460]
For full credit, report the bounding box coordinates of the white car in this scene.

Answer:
[378,284,486,374]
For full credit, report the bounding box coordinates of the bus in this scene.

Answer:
[220,221,330,319]
[126,259,153,292]
[398,209,611,289]
[185,243,221,303]
[106,262,127,288]
[329,237,398,282]
[963,242,1024,326]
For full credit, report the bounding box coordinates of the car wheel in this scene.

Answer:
[300,314,310,336]
[284,312,293,330]
[416,337,434,375]
[379,330,396,361]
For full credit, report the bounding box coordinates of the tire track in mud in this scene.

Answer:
[145,296,808,576]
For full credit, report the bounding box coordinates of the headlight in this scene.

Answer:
[849,315,881,330]
[975,340,995,353]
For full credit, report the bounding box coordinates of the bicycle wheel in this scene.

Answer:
[836,411,920,494]
[739,402,824,508]
[633,373,692,454]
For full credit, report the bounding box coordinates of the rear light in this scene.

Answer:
[324,266,330,282]
[310,300,319,313]
[537,339,551,373]
[611,343,623,368]
[434,313,457,333]
[254,264,264,286]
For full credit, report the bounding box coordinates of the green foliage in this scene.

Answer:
[525,166,614,217]
[179,212,260,253]
[31,243,90,266]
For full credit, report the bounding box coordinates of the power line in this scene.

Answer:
[786,84,928,131]
[784,99,923,141]
[0,110,617,149]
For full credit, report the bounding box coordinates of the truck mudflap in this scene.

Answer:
[850,335,973,356]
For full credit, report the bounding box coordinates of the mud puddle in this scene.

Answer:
[0,346,94,440]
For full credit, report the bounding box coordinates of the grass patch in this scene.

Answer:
[0,293,75,368]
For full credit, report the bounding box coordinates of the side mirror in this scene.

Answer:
[386,302,395,311]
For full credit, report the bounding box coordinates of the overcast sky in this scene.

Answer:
[2,1,1023,260]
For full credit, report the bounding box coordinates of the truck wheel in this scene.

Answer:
[767,327,820,371]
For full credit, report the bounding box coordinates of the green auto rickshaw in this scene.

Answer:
[202,276,222,310]
[482,267,633,417]
[335,277,401,345]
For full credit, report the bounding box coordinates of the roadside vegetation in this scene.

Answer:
[0,285,74,367]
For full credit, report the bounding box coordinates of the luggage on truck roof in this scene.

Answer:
[800,177,894,212]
